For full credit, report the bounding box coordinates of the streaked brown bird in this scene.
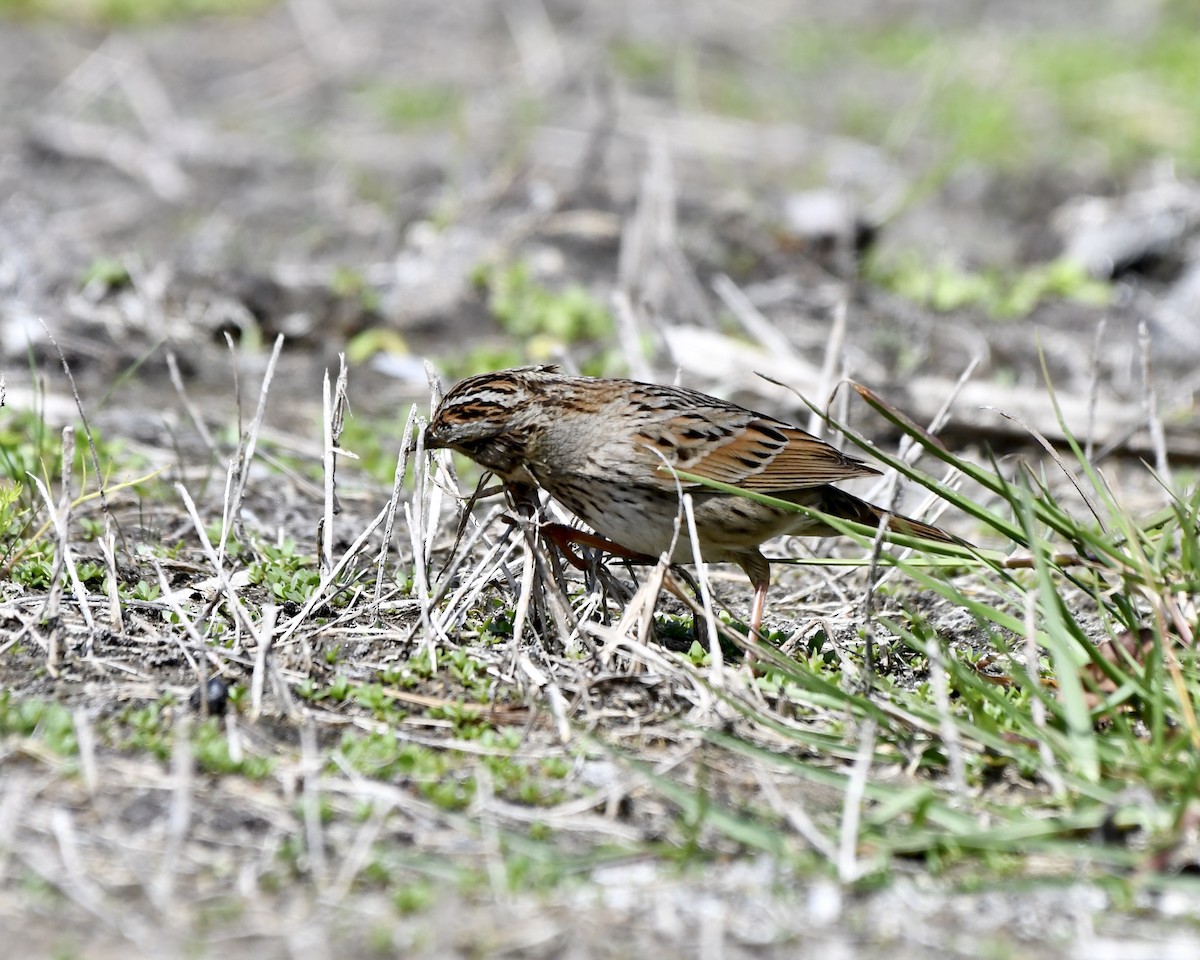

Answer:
[425,366,953,635]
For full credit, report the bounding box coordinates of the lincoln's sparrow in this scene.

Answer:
[426,366,953,634]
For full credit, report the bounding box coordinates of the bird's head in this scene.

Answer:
[424,366,559,478]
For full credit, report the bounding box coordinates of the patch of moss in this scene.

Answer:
[1020,28,1200,170]
[444,261,622,378]
[610,39,674,85]
[0,693,78,756]
[776,14,1200,175]
[0,0,274,24]
[864,254,1111,318]
[362,84,463,130]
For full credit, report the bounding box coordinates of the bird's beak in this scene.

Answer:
[422,425,444,450]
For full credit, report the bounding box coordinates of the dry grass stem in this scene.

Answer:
[928,638,966,794]
[753,763,839,863]
[712,272,810,374]
[227,333,285,549]
[508,529,539,654]
[320,355,351,576]
[154,709,194,907]
[73,707,99,796]
[837,717,876,884]
[811,298,849,438]
[681,493,724,685]
[1139,320,1172,490]
[31,467,95,664]
[611,290,654,381]
[374,404,419,612]
[300,723,329,889]
[150,560,207,676]
[433,533,518,642]
[251,604,279,720]
[38,325,117,539]
[166,349,217,456]
[176,481,264,643]
[288,0,362,73]
[502,0,564,92]
[277,503,390,645]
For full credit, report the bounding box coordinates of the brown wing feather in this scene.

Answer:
[635,415,879,492]
[734,423,880,489]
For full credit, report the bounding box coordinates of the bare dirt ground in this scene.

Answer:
[2,1,1200,958]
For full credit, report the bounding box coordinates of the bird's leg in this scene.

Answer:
[539,523,691,641]
[538,522,658,570]
[748,580,768,639]
[501,481,562,636]
[509,515,726,648]
[499,501,661,630]
[735,552,773,658]
[503,481,542,520]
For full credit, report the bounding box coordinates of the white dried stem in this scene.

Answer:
[251,605,279,721]
[165,350,217,455]
[98,525,123,634]
[509,532,538,653]
[754,763,838,863]
[72,708,98,796]
[320,354,350,578]
[176,482,263,644]
[681,493,723,687]
[31,466,95,645]
[276,503,390,646]
[1138,320,1171,489]
[149,559,207,678]
[154,709,194,908]
[300,724,328,889]
[713,272,804,370]
[837,717,876,884]
[320,369,335,576]
[227,333,284,546]
[811,298,848,437]
[374,404,419,612]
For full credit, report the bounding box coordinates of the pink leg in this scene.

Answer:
[539,522,657,571]
[748,580,768,637]
[734,581,769,671]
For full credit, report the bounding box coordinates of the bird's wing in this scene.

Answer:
[629,412,880,492]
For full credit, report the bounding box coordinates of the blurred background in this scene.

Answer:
[2,0,1198,466]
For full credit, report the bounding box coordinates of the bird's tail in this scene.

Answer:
[813,486,959,545]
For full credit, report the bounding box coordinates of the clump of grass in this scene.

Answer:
[0,693,77,756]
[864,254,1112,318]
[247,538,322,605]
[447,261,621,377]
[0,402,159,588]
[607,368,1199,884]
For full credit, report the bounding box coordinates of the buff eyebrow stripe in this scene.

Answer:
[457,400,507,417]
[474,383,520,398]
